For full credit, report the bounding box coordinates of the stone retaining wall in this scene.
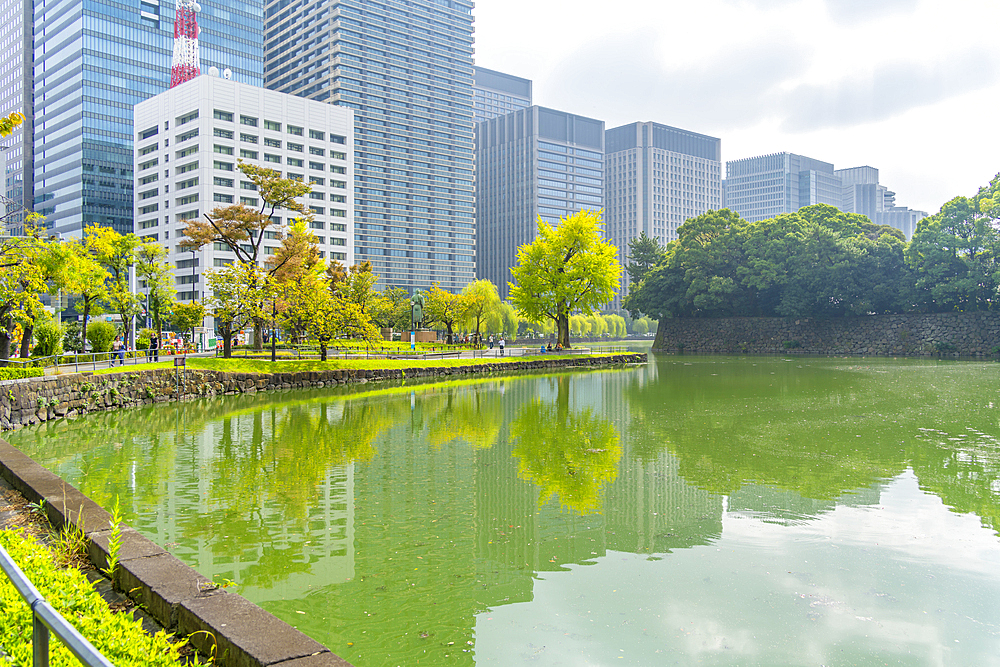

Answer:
[652,312,1000,356]
[0,354,645,431]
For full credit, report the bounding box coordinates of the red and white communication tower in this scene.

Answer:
[170,0,201,88]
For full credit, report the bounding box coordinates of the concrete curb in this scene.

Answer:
[0,439,353,667]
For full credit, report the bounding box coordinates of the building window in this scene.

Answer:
[331,223,346,232]
[241,197,258,206]
[330,209,346,217]
[140,126,158,140]
[240,115,258,127]
[139,143,158,156]
[309,176,325,185]
[139,173,158,185]
[139,158,159,171]
[264,137,281,148]
[139,219,158,230]
[331,180,346,189]
[331,151,346,160]
[139,188,158,200]
[214,128,234,139]
[213,176,234,187]
[214,258,233,267]
[240,149,258,160]
[178,110,199,125]
[214,109,233,122]
[309,221,324,230]
[264,153,281,163]
[309,129,324,140]
[264,120,281,131]
[176,209,199,221]
[177,193,199,205]
[287,173,303,181]
[309,146,325,156]
[330,166,345,174]
[330,134,345,145]
[140,203,159,214]
[309,206,324,215]
[309,161,324,171]
[177,128,199,142]
[214,161,234,171]
[240,133,258,144]
[214,193,234,203]
[287,143,303,152]
[309,191,324,200]
[241,181,257,190]
[287,157,303,167]
[330,237,346,246]
[177,146,198,158]
[214,144,233,155]
[177,177,199,190]
[287,125,303,136]
[177,161,199,174]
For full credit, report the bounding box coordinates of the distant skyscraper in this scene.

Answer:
[725,152,925,238]
[33,0,263,237]
[473,66,531,122]
[0,0,32,233]
[476,106,604,300]
[264,0,476,293]
[604,122,722,308]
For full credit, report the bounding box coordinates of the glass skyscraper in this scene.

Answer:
[263,0,476,293]
[473,66,531,123]
[0,0,32,233]
[32,0,262,237]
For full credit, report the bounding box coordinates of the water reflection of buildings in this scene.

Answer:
[727,483,883,525]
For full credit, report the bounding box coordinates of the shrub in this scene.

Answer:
[0,368,43,381]
[782,340,802,349]
[62,320,84,353]
[32,319,63,357]
[86,322,116,353]
[136,327,156,351]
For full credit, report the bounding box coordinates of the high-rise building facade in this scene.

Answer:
[133,73,355,325]
[33,0,263,237]
[476,106,604,300]
[604,121,722,307]
[725,153,925,238]
[0,0,33,233]
[472,66,531,122]
[264,0,476,293]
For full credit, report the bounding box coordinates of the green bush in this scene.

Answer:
[0,367,43,381]
[0,528,186,665]
[782,340,802,349]
[86,321,116,353]
[62,320,83,353]
[136,327,156,351]
[32,319,63,357]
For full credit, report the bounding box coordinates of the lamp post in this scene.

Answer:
[190,249,197,351]
[270,298,277,363]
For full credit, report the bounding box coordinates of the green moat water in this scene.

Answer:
[8,353,1000,666]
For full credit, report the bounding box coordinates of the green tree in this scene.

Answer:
[86,321,116,353]
[424,283,466,344]
[206,263,272,358]
[86,225,143,345]
[0,226,47,362]
[47,240,108,353]
[626,231,666,287]
[281,270,381,359]
[135,241,176,342]
[182,161,312,349]
[170,301,206,342]
[370,286,412,331]
[509,210,621,348]
[31,316,63,357]
[461,279,501,346]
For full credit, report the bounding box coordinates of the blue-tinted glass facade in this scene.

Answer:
[33,0,262,237]
[264,0,476,293]
[0,0,32,233]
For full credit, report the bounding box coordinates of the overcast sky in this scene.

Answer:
[472,0,1000,215]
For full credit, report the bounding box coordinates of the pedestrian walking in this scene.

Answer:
[151,334,159,363]
[112,337,125,366]
[488,334,494,350]
[499,336,505,356]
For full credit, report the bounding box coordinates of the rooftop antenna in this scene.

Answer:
[170,0,201,87]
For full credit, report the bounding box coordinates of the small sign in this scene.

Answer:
[174,357,186,367]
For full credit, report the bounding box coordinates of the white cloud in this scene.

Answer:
[473,0,1000,213]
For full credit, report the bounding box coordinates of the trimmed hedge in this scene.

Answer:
[0,367,43,381]
[0,528,186,666]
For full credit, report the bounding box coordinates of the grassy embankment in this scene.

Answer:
[91,353,620,376]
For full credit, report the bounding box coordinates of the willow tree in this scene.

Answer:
[509,210,620,348]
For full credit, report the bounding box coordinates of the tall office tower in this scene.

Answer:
[726,153,925,238]
[472,66,531,122]
[0,0,33,233]
[604,122,722,308]
[33,0,263,237]
[725,153,842,224]
[134,72,355,337]
[476,106,604,300]
[263,0,476,293]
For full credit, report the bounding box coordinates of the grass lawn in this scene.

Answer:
[89,353,620,375]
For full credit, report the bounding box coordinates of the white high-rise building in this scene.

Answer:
[133,72,355,332]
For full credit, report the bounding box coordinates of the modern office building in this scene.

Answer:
[133,72,354,312]
[476,106,604,300]
[473,66,531,122]
[263,0,475,293]
[604,122,722,307]
[724,152,926,237]
[0,0,32,233]
[33,0,264,238]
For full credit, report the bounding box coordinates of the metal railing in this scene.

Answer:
[0,542,114,667]
[2,350,215,375]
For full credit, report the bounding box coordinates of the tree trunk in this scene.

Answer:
[0,326,10,365]
[445,322,453,345]
[19,322,33,358]
[223,330,233,358]
[320,342,327,362]
[253,316,265,351]
[557,313,571,349]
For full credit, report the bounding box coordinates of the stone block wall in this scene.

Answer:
[0,354,645,431]
[652,312,1000,357]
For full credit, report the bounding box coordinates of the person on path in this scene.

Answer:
[488,334,494,350]
[151,334,159,363]
[111,338,122,366]
[499,336,505,356]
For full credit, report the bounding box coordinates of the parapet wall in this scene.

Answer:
[0,354,645,431]
[652,312,1000,356]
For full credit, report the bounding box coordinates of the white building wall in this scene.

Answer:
[133,74,355,336]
